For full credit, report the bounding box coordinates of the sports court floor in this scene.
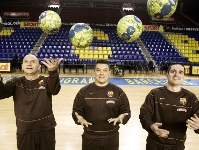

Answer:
[0,70,199,150]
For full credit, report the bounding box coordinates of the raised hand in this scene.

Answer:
[41,57,63,71]
[150,123,169,138]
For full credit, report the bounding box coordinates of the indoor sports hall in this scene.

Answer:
[0,0,199,150]
[1,72,199,150]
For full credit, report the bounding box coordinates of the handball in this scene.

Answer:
[117,15,143,42]
[147,0,178,19]
[0,16,3,32]
[69,23,93,48]
[38,10,61,34]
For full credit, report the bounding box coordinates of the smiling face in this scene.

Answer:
[22,54,41,76]
[166,64,185,86]
[94,63,111,87]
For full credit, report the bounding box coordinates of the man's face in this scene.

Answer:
[94,63,111,86]
[166,64,185,86]
[22,55,41,75]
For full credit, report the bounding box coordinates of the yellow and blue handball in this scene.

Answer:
[0,16,3,32]
[147,0,178,19]
[69,23,93,48]
[38,10,62,34]
[117,15,143,42]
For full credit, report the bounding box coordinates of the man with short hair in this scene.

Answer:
[72,59,131,150]
[139,63,199,150]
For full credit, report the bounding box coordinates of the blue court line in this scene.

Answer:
[2,76,199,86]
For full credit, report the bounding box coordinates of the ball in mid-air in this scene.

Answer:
[69,23,93,48]
[38,10,61,34]
[0,16,3,32]
[147,0,178,19]
[117,15,143,42]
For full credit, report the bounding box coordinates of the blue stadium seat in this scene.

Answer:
[119,55,124,60]
[59,54,64,58]
[64,54,69,59]
[113,55,119,60]
[108,55,114,60]
[112,51,117,55]
[69,54,74,59]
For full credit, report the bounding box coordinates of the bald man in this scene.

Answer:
[0,54,63,150]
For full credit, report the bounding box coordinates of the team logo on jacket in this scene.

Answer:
[179,98,187,105]
[38,80,44,85]
[38,80,45,89]
[107,91,114,97]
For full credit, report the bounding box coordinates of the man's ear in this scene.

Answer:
[165,72,169,78]
[109,70,111,75]
[38,65,41,71]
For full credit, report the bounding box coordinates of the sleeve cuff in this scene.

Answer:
[48,70,59,75]
[194,129,199,134]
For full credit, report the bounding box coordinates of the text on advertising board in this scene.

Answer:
[0,63,11,72]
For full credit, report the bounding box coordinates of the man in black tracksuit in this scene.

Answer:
[0,54,63,150]
[72,59,131,150]
[139,63,199,150]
